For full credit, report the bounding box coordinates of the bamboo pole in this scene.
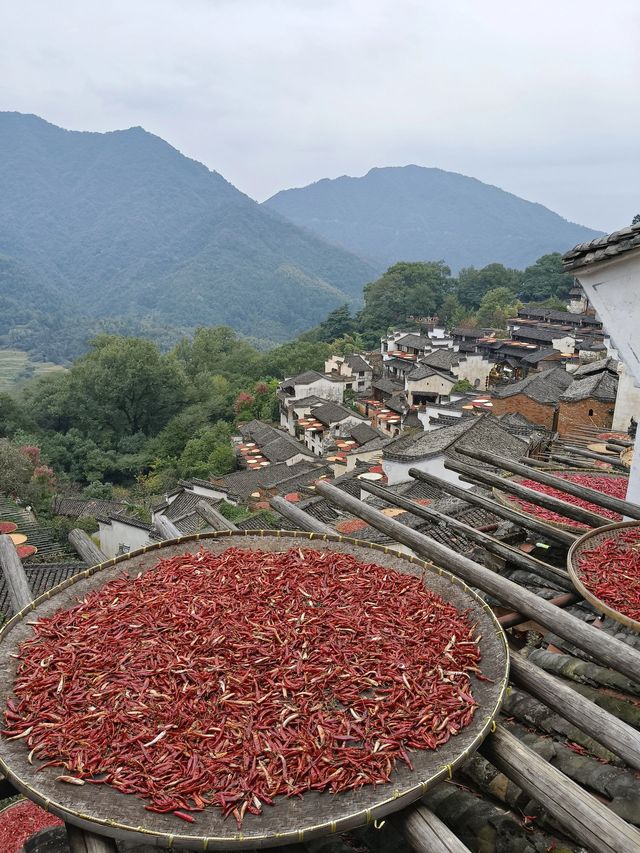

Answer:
[443,458,610,528]
[458,448,636,518]
[358,480,572,588]
[269,496,334,534]
[408,469,576,547]
[153,515,182,540]
[68,529,107,566]
[314,481,640,682]
[196,500,238,531]
[0,534,33,612]
[480,725,640,853]
[402,803,472,852]
[509,652,640,771]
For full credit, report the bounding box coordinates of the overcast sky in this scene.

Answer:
[2,0,638,231]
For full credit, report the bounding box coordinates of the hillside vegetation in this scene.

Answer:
[265,165,601,272]
[0,112,376,351]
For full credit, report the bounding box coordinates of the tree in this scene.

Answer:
[0,439,34,498]
[475,287,520,330]
[177,421,236,479]
[174,326,263,383]
[519,253,574,302]
[439,293,464,328]
[357,262,453,342]
[0,393,31,438]
[456,264,521,310]
[632,214,640,225]
[330,334,366,357]
[317,305,355,342]
[261,340,332,378]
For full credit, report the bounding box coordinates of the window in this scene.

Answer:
[588,408,594,416]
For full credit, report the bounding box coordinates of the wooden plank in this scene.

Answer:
[196,500,238,531]
[358,480,572,588]
[66,825,117,853]
[481,725,640,853]
[403,803,472,852]
[314,481,640,682]
[153,515,182,540]
[509,652,640,771]
[269,496,334,534]
[443,458,610,528]
[458,448,637,517]
[68,529,107,566]
[0,533,32,611]
[408,468,576,547]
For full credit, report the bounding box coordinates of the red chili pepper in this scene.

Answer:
[3,547,482,827]
[513,473,627,529]
[576,527,640,622]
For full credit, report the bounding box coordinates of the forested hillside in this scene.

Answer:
[265,165,601,271]
[0,113,376,350]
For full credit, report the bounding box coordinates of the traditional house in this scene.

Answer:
[515,306,601,330]
[510,324,576,354]
[418,348,493,390]
[371,377,404,403]
[278,370,345,403]
[237,420,313,466]
[324,354,373,392]
[382,414,529,486]
[490,366,573,430]
[210,460,331,505]
[556,360,618,436]
[299,401,369,456]
[279,394,325,434]
[405,364,457,406]
[97,514,153,558]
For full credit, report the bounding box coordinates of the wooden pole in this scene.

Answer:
[0,534,33,611]
[358,480,572,588]
[560,445,628,470]
[457,448,638,518]
[314,481,640,682]
[443,458,610,528]
[517,457,557,469]
[547,452,607,470]
[196,500,238,531]
[509,651,640,771]
[408,468,576,547]
[606,438,633,448]
[0,538,115,852]
[68,529,107,566]
[153,515,182,540]
[269,496,334,534]
[498,592,580,628]
[480,725,640,853]
[402,803,472,852]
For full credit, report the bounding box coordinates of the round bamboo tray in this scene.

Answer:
[493,470,629,533]
[567,521,640,633]
[0,531,509,850]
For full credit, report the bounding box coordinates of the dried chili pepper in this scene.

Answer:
[576,527,640,622]
[512,473,627,529]
[3,547,482,827]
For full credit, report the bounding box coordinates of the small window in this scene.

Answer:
[588,408,594,416]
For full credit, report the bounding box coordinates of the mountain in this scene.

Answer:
[264,165,602,272]
[0,113,377,351]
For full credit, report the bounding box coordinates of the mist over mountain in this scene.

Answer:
[264,165,602,272]
[0,112,377,350]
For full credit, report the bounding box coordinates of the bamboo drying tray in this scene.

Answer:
[0,531,508,850]
[567,520,640,633]
[493,470,629,533]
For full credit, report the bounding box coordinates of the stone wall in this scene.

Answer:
[490,394,557,430]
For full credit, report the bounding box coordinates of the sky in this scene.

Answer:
[1,0,638,232]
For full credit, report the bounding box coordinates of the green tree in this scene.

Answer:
[519,253,574,301]
[0,393,31,438]
[632,214,640,225]
[439,293,464,328]
[330,333,366,357]
[317,304,355,342]
[174,326,263,383]
[475,287,520,329]
[456,263,521,310]
[261,339,332,378]
[177,421,237,479]
[0,439,34,498]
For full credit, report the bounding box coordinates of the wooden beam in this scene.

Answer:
[498,592,580,628]
[560,445,628,470]
[403,803,472,852]
[314,481,640,682]
[66,825,117,853]
[458,448,637,517]
[358,480,572,589]
[196,500,238,531]
[481,725,640,853]
[153,515,182,540]
[269,496,334,534]
[443,458,610,528]
[408,468,576,547]
[509,652,640,771]
[68,529,107,566]
[547,452,606,470]
[0,534,32,611]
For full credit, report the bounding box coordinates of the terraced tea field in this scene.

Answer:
[0,349,65,393]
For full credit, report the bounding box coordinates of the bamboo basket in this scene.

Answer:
[492,470,629,533]
[0,531,508,850]
[567,520,640,633]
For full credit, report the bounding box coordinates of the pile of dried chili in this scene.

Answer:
[512,473,627,529]
[576,527,640,623]
[2,547,482,827]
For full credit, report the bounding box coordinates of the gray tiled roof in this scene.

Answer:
[1,562,87,618]
[394,333,431,350]
[517,306,601,326]
[563,222,640,271]
[349,422,382,445]
[54,497,127,519]
[492,366,572,404]
[512,326,573,343]
[560,370,618,403]
[572,357,617,378]
[212,461,330,500]
[520,347,558,365]
[311,401,363,426]
[239,419,313,462]
[372,377,404,394]
[407,363,455,382]
[346,354,372,373]
[283,370,327,385]
[384,416,476,461]
[419,349,458,371]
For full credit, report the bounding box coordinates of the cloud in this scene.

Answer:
[1,0,638,230]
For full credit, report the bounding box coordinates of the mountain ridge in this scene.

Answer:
[264,164,602,272]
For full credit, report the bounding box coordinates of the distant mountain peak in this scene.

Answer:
[265,166,602,271]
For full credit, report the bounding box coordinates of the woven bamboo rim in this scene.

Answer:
[0,530,509,850]
[567,520,640,633]
[492,469,629,533]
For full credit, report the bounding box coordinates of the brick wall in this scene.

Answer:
[557,398,614,437]
[491,394,557,430]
